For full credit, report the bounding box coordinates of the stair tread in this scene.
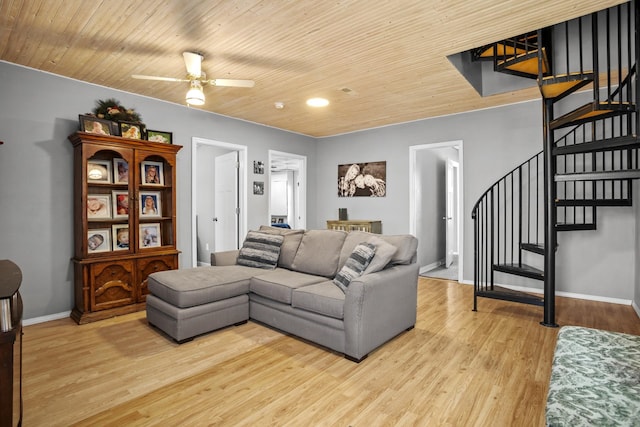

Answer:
[550,101,635,129]
[493,263,544,280]
[540,72,594,100]
[521,243,545,254]
[553,134,639,155]
[476,285,544,306]
[556,198,632,207]
[556,222,597,231]
[555,169,640,182]
[497,49,549,78]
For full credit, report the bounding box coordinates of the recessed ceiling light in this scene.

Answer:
[274,101,285,109]
[306,97,329,107]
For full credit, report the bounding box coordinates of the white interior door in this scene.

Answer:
[214,151,239,251]
[445,159,456,268]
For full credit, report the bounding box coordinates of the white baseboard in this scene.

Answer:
[197,261,211,267]
[419,259,444,275]
[23,311,71,326]
[465,281,633,306]
[632,300,640,319]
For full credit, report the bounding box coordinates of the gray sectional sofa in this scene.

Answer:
[146,226,419,362]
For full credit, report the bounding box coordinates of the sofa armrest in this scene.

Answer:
[343,263,419,361]
[211,250,239,266]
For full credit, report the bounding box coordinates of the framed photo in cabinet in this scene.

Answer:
[87,194,111,219]
[113,158,129,184]
[140,223,161,248]
[87,229,111,253]
[87,160,112,183]
[112,224,129,251]
[112,191,129,218]
[139,191,161,217]
[141,161,164,185]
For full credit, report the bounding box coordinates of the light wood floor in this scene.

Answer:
[22,278,640,426]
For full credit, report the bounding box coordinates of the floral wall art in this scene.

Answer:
[338,161,387,197]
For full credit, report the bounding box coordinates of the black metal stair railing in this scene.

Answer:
[472,152,545,310]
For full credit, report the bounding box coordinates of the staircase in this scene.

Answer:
[471,1,639,326]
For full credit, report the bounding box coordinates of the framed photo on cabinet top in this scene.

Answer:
[79,115,112,136]
[139,191,161,217]
[112,191,129,219]
[146,130,172,144]
[140,223,161,248]
[141,161,164,185]
[112,224,130,251]
[113,158,129,184]
[119,121,145,140]
[87,194,111,219]
[87,229,111,253]
[87,159,112,183]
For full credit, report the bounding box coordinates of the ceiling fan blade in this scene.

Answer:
[183,51,203,78]
[210,78,255,88]
[132,74,188,83]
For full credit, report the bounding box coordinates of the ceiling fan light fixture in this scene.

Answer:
[186,81,205,106]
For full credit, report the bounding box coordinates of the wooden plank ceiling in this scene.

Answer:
[0,0,628,137]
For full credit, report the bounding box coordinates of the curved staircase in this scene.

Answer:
[471,1,639,326]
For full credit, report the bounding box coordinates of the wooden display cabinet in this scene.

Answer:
[68,132,182,324]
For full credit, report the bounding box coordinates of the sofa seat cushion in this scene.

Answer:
[148,265,258,308]
[291,280,345,319]
[250,269,326,304]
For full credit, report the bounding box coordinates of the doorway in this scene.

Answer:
[191,137,248,267]
[409,141,463,282]
[268,150,307,229]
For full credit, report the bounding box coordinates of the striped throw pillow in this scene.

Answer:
[333,242,376,292]
[237,231,284,269]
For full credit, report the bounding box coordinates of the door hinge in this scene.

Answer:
[236,207,240,215]
[235,162,240,169]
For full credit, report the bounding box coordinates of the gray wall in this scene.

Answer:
[0,61,316,320]
[1,59,637,321]
[316,98,637,301]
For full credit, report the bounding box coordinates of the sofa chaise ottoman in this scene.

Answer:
[146,226,419,362]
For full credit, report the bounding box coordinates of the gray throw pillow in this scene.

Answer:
[236,231,284,269]
[333,242,376,292]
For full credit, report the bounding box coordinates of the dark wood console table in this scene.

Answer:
[0,260,23,427]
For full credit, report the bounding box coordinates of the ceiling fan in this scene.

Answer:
[132,51,255,106]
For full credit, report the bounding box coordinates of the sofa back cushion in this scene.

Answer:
[339,231,418,271]
[291,229,347,277]
[259,225,304,269]
[378,234,418,265]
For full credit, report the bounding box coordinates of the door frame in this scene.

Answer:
[191,137,248,268]
[267,150,307,229]
[409,140,463,282]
